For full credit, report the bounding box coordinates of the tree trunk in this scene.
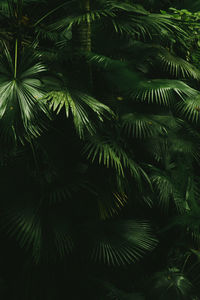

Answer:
[81,0,91,52]
[71,0,93,91]
[72,0,91,52]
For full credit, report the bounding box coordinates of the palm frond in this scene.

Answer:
[97,192,128,220]
[35,27,62,42]
[150,268,193,299]
[149,165,185,212]
[47,9,115,32]
[87,53,147,93]
[86,220,158,266]
[150,114,181,130]
[0,46,50,141]
[126,41,200,79]
[2,201,75,263]
[86,52,127,70]
[87,52,142,87]
[50,214,74,260]
[120,112,162,138]
[110,12,187,39]
[168,131,200,163]
[158,50,200,79]
[83,134,150,186]
[1,202,42,263]
[133,79,198,106]
[44,90,114,138]
[166,177,200,236]
[172,211,200,246]
[46,1,148,34]
[175,94,200,123]
[141,13,187,37]
[43,178,93,205]
[93,0,187,40]
[185,176,200,210]
[106,1,148,15]
[88,53,199,105]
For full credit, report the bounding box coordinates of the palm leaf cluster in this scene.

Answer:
[0,0,200,300]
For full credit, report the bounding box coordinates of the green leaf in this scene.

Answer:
[175,94,200,123]
[0,46,50,141]
[44,89,114,138]
[150,268,193,299]
[158,50,200,79]
[85,220,158,266]
[121,112,163,138]
[83,134,150,185]
[133,79,198,105]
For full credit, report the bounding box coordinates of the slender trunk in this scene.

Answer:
[14,39,18,79]
[72,0,91,52]
[72,0,93,90]
[80,0,91,52]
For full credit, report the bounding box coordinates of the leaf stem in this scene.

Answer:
[33,0,76,27]
[14,39,18,79]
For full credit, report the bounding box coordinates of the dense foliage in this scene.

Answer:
[1,0,200,299]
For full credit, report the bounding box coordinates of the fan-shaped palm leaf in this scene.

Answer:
[175,94,200,123]
[1,201,42,263]
[98,0,187,39]
[133,79,198,105]
[87,53,199,105]
[168,131,200,163]
[110,12,187,39]
[48,9,115,32]
[120,112,163,139]
[124,41,200,80]
[151,114,181,130]
[50,211,74,260]
[1,200,75,263]
[140,117,197,171]
[45,1,148,33]
[0,45,50,141]
[83,134,150,186]
[48,0,187,45]
[44,89,114,138]
[164,176,200,243]
[149,166,184,212]
[158,49,200,79]
[85,220,157,266]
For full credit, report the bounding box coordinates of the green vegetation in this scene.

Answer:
[1,0,200,299]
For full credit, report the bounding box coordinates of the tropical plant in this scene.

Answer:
[1,1,200,300]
